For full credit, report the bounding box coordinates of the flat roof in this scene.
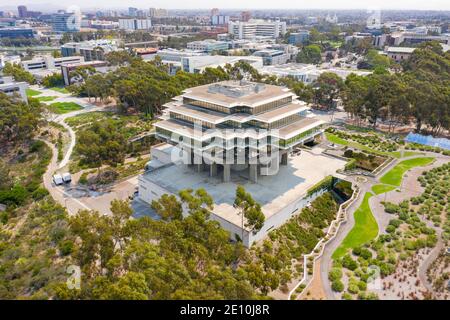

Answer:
[386,47,416,53]
[141,150,346,228]
[183,81,293,108]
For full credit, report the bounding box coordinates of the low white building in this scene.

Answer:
[228,19,286,40]
[259,63,372,84]
[21,55,84,72]
[0,76,28,103]
[181,55,263,73]
[0,54,21,69]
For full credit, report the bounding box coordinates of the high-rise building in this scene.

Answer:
[211,15,229,26]
[148,8,168,17]
[52,12,81,33]
[240,11,251,22]
[211,8,219,16]
[128,7,138,17]
[17,5,27,18]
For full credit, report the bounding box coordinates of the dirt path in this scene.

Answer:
[299,260,326,300]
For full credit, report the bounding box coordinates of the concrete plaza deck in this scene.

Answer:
[141,150,346,228]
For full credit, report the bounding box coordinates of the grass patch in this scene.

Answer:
[332,193,378,259]
[371,184,396,195]
[48,102,83,114]
[37,96,57,102]
[26,88,42,97]
[325,132,419,159]
[49,87,69,94]
[380,157,435,187]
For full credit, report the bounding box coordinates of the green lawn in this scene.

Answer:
[49,87,70,94]
[48,102,83,114]
[380,157,435,186]
[371,184,397,195]
[26,88,42,97]
[37,96,57,102]
[325,132,419,159]
[332,193,378,259]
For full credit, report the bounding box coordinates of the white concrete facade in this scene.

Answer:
[228,20,287,40]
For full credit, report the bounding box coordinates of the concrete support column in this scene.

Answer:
[281,151,288,165]
[196,163,204,172]
[249,164,257,183]
[210,162,217,177]
[223,164,231,182]
[189,151,194,166]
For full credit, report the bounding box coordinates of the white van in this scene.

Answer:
[62,172,72,184]
[53,174,64,186]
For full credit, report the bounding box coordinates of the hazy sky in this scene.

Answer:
[3,0,450,11]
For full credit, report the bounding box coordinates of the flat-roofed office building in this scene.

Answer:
[228,20,286,40]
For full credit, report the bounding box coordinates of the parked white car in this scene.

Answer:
[62,172,72,184]
[53,174,64,186]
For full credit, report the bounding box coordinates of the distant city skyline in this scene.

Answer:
[1,0,450,11]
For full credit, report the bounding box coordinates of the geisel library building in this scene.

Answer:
[138,80,347,246]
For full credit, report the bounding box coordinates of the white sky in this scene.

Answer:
[4,0,450,11]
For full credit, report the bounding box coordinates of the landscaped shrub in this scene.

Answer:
[359,248,372,260]
[331,280,344,292]
[328,268,343,281]
[342,254,358,271]
[383,202,400,214]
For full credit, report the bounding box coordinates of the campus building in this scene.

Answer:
[0,76,28,103]
[152,80,325,182]
[385,47,416,62]
[228,20,287,40]
[138,81,346,246]
[288,31,310,45]
[186,39,229,53]
[21,55,84,72]
[0,27,33,38]
[252,49,289,65]
[118,18,152,31]
[259,63,372,84]
[61,39,121,61]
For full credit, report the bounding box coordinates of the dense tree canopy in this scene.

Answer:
[75,120,127,166]
[0,93,42,146]
[342,41,450,134]
[296,45,322,64]
[2,62,35,84]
